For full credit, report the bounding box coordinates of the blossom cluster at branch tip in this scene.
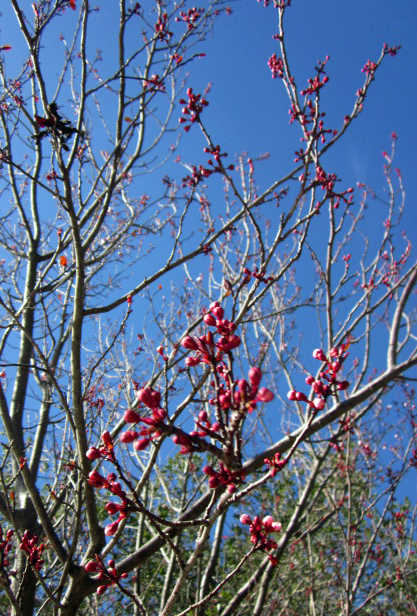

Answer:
[264,452,287,477]
[121,389,166,451]
[240,514,282,565]
[179,88,209,131]
[182,301,240,363]
[268,54,284,79]
[287,343,350,412]
[155,12,172,41]
[84,555,128,595]
[314,165,354,209]
[143,74,165,92]
[243,266,273,284]
[19,531,45,572]
[182,145,234,187]
[203,463,245,493]
[175,7,205,30]
[300,56,330,96]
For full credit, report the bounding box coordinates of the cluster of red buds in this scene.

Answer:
[394,510,408,538]
[182,164,214,188]
[85,555,128,595]
[240,514,282,565]
[181,301,240,366]
[0,527,14,582]
[203,463,245,493]
[300,57,330,96]
[19,531,45,572]
[314,165,354,208]
[143,74,165,92]
[243,267,273,284]
[175,7,205,30]
[268,54,284,79]
[182,305,274,412]
[383,43,401,56]
[88,466,130,537]
[231,367,274,410]
[179,88,209,131]
[182,145,234,187]
[287,343,350,412]
[86,430,116,463]
[264,452,287,477]
[121,388,167,451]
[362,59,377,78]
[155,12,172,41]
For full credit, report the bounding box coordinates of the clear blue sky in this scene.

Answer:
[2,0,416,405]
[196,0,417,231]
[1,0,415,522]
[2,0,416,219]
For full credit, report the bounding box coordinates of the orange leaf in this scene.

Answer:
[60,255,68,267]
[0,45,12,51]
[124,116,133,123]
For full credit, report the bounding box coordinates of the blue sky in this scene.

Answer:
[2,0,416,213]
[195,0,417,225]
[1,0,415,452]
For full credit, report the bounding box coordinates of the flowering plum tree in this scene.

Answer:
[0,1,416,615]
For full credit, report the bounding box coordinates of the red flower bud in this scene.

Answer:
[110,482,123,497]
[185,356,200,367]
[257,387,274,402]
[119,430,138,443]
[218,334,241,351]
[211,306,224,319]
[295,391,308,402]
[238,379,248,393]
[152,407,167,421]
[124,409,141,423]
[313,397,325,411]
[101,431,113,449]
[137,388,160,409]
[208,475,219,488]
[203,313,217,326]
[248,366,262,387]
[88,470,107,487]
[86,447,101,460]
[181,336,199,350]
[337,380,349,391]
[312,349,326,361]
[134,438,150,450]
[104,521,119,536]
[312,380,323,394]
[84,561,98,573]
[105,502,119,515]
